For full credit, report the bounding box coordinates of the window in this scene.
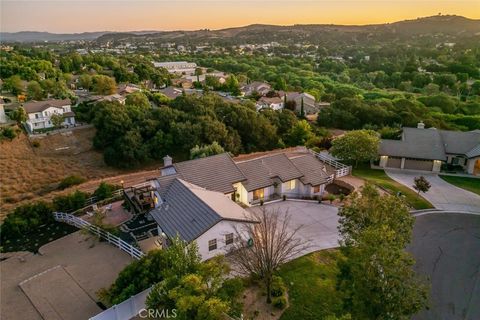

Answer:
[253,188,264,201]
[313,185,320,193]
[225,233,234,245]
[35,113,39,119]
[285,180,296,191]
[208,239,217,251]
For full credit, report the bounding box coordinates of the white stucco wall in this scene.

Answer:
[195,220,250,261]
[232,182,249,205]
[280,179,301,196]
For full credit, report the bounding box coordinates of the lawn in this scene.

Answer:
[278,249,345,320]
[352,164,433,210]
[439,175,480,196]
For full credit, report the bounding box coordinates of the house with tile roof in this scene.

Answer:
[379,123,480,175]
[22,99,75,132]
[127,149,336,259]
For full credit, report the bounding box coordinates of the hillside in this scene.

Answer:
[2,15,479,43]
[0,128,121,217]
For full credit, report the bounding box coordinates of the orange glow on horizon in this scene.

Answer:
[1,1,479,33]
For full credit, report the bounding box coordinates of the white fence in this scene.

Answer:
[309,150,352,178]
[89,286,153,320]
[53,212,145,260]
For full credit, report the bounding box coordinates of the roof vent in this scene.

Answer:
[417,122,425,129]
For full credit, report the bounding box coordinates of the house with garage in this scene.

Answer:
[23,99,75,132]
[378,123,480,175]
[255,96,284,111]
[241,81,272,97]
[125,149,343,259]
[282,92,320,115]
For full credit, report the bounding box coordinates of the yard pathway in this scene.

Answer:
[385,170,480,213]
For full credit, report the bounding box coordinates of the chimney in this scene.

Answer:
[163,155,172,167]
[417,122,425,129]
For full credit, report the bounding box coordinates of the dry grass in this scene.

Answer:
[0,127,159,219]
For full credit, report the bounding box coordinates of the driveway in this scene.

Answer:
[248,200,340,257]
[409,212,480,320]
[385,170,480,212]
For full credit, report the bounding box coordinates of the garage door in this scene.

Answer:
[404,159,434,171]
[386,157,402,168]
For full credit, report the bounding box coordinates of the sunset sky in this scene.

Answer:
[1,1,479,33]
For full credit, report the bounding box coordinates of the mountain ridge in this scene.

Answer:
[1,15,479,43]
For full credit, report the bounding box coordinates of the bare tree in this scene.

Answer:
[229,207,309,303]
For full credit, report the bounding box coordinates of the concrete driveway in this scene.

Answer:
[248,200,340,257]
[385,170,480,212]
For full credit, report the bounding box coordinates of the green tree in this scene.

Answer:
[330,130,380,167]
[5,75,24,95]
[27,81,44,100]
[337,185,428,320]
[92,75,117,95]
[190,141,225,159]
[413,176,431,197]
[286,119,314,146]
[79,74,92,90]
[225,75,240,96]
[50,114,64,128]
[10,107,27,123]
[125,92,150,109]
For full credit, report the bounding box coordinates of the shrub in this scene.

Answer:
[32,140,40,148]
[0,202,54,240]
[52,190,89,212]
[271,276,287,298]
[272,296,287,309]
[58,175,86,190]
[1,127,17,140]
[93,182,121,200]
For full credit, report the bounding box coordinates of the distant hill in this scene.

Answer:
[2,15,479,43]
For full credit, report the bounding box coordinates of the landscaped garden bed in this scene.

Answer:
[352,164,433,209]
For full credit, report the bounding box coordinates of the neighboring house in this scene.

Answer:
[150,178,257,260]
[256,96,284,111]
[117,83,141,96]
[241,81,271,97]
[23,99,75,132]
[153,61,197,75]
[283,92,319,115]
[159,86,184,100]
[89,94,126,105]
[379,123,480,175]
[172,78,194,89]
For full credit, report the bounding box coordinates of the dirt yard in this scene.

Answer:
[0,127,160,219]
[0,231,133,320]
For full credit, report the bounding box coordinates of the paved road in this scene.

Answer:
[385,170,480,212]
[248,200,340,257]
[409,212,480,320]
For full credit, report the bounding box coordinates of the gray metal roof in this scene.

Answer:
[150,179,254,242]
[289,154,332,186]
[173,153,247,194]
[235,153,304,192]
[380,127,480,160]
[380,128,447,161]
